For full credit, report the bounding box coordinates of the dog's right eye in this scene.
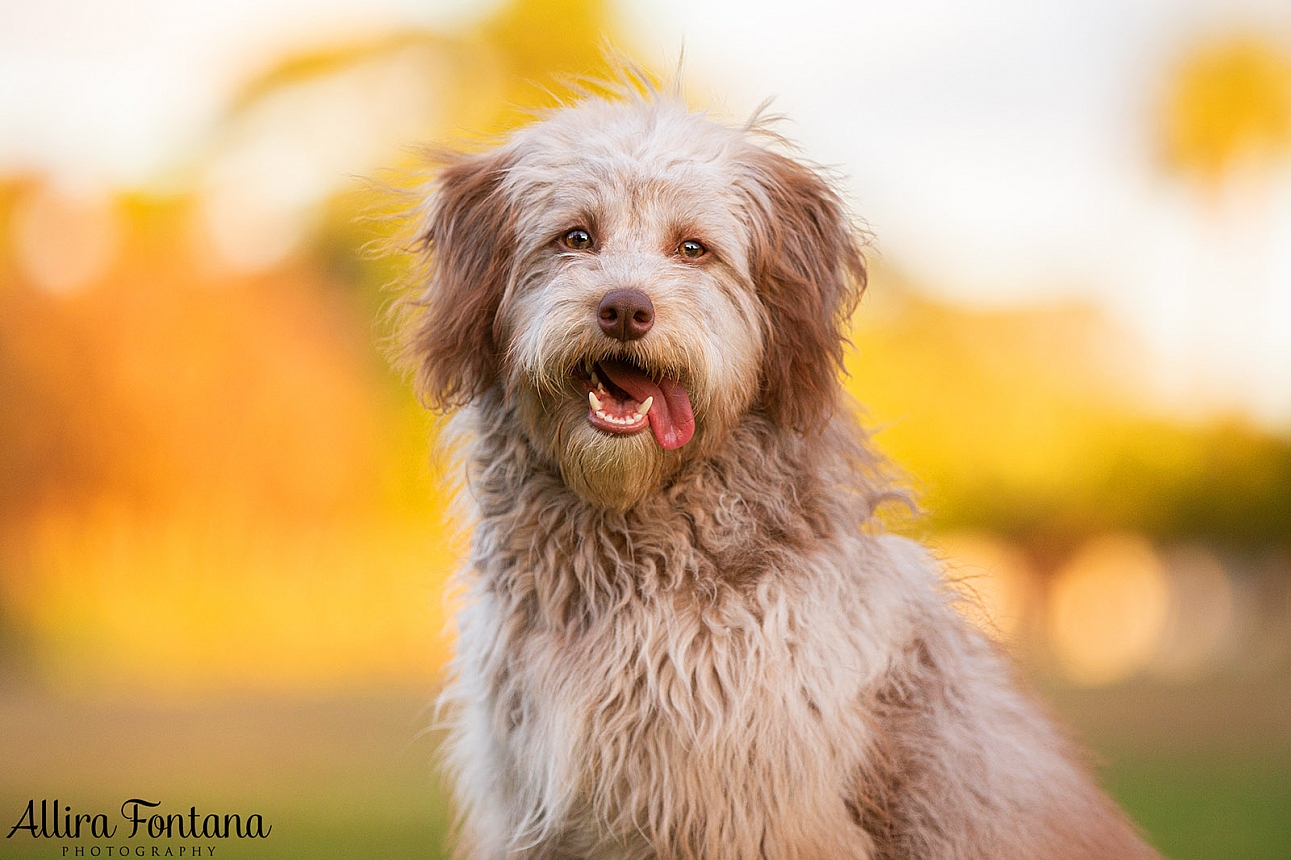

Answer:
[561,228,594,251]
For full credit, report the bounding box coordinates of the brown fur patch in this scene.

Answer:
[409,148,517,410]
[738,148,866,433]
[847,628,1160,860]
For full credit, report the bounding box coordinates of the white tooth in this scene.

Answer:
[589,391,602,411]
[636,396,653,416]
[591,370,600,388]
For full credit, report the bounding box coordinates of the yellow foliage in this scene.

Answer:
[476,0,627,132]
[12,504,456,696]
[1161,36,1291,183]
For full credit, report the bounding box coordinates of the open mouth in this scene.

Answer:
[572,357,695,450]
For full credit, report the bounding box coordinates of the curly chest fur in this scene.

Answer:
[457,556,890,860]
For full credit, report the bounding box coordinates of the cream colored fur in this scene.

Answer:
[402,81,1161,860]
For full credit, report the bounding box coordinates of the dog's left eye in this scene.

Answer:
[678,240,706,259]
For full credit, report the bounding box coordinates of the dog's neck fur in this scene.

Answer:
[462,387,892,623]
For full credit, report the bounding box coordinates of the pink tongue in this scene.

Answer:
[598,360,695,450]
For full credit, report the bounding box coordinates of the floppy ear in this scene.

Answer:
[406,148,517,410]
[742,149,866,432]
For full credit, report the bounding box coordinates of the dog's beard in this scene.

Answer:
[558,420,666,511]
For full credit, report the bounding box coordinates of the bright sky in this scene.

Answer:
[2,0,1290,427]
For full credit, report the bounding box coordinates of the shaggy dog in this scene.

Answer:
[402,83,1160,860]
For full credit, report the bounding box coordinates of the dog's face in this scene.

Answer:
[408,96,864,510]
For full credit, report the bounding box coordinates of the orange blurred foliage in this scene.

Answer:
[0,0,627,696]
[0,190,381,525]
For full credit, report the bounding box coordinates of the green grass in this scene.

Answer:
[3,686,1289,860]
[1105,757,1291,860]
[6,760,1286,860]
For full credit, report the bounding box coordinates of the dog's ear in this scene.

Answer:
[742,149,866,432]
[407,148,517,410]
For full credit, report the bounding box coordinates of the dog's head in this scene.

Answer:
[406,93,865,510]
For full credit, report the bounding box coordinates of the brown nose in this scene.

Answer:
[597,289,654,342]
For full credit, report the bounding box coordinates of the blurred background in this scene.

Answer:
[1,0,1288,857]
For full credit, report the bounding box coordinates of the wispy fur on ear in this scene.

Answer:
[407,148,517,410]
[740,148,866,433]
